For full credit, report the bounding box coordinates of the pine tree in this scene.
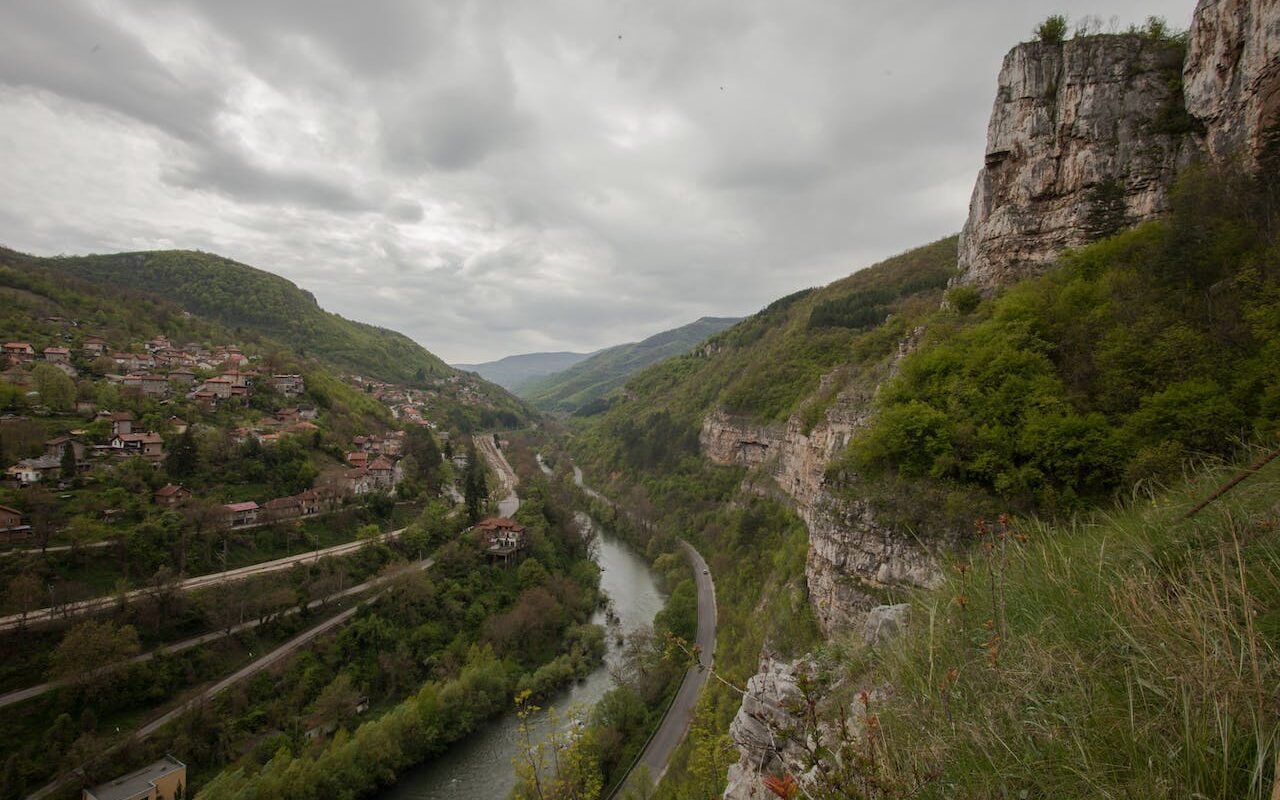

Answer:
[166,427,199,479]
[60,442,76,480]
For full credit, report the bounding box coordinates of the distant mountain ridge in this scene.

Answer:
[521,316,741,414]
[14,247,450,385]
[454,351,593,392]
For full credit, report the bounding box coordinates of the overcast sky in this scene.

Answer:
[0,1,1193,363]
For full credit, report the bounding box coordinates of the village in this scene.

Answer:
[0,326,451,551]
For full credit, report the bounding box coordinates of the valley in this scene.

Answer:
[1,1,1279,799]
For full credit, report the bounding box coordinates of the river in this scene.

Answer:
[378,515,665,800]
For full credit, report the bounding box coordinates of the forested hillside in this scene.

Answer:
[522,316,742,414]
[11,248,450,385]
[0,247,529,433]
[577,236,956,468]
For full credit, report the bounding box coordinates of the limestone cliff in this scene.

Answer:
[1184,0,1280,162]
[701,364,943,636]
[956,35,1197,289]
[958,0,1280,290]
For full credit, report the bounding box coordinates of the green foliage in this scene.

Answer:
[943,284,981,315]
[1034,14,1069,43]
[522,317,740,414]
[852,163,1280,509]
[31,363,75,411]
[810,456,1280,799]
[40,249,450,384]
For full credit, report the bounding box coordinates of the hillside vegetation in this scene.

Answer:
[847,163,1280,512]
[522,316,742,415]
[15,248,450,385]
[781,450,1280,800]
[577,236,957,476]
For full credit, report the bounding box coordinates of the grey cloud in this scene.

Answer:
[0,0,1198,362]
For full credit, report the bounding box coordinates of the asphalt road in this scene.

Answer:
[24,558,434,800]
[475,434,520,517]
[0,560,426,710]
[632,540,717,786]
[0,526,406,632]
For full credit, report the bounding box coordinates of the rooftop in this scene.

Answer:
[84,755,185,800]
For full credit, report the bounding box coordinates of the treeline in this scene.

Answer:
[850,160,1280,510]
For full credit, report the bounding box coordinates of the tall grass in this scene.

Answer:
[821,449,1280,798]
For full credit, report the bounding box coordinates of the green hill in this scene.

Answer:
[0,246,530,431]
[520,316,742,414]
[17,248,450,385]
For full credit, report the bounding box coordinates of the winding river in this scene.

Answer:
[378,516,665,800]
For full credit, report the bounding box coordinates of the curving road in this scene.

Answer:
[572,463,718,795]
[475,434,519,517]
[0,527,406,632]
[630,540,717,788]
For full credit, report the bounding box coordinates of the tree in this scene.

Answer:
[60,441,77,480]
[313,673,359,727]
[464,446,488,523]
[50,620,141,690]
[4,573,42,629]
[1034,14,1068,43]
[32,363,75,411]
[165,426,199,479]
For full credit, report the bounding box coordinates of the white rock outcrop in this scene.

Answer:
[956,35,1197,289]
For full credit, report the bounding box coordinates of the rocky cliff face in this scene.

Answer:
[958,0,1280,290]
[1184,0,1280,161]
[955,35,1197,289]
[701,369,943,635]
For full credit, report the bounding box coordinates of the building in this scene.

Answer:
[222,501,260,528]
[3,342,35,364]
[263,495,302,523]
[81,335,107,356]
[83,755,186,800]
[367,456,398,490]
[6,455,60,485]
[0,504,31,544]
[99,411,134,437]
[43,346,71,364]
[44,436,87,469]
[270,374,305,396]
[154,484,191,508]
[111,432,164,459]
[167,369,196,385]
[166,416,189,435]
[474,517,527,561]
[122,374,170,398]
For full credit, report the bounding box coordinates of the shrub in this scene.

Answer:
[1034,14,1069,44]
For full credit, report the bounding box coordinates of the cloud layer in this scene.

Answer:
[0,0,1193,361]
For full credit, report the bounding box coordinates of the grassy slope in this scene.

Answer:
[818,453,1280,798]
[11,247,450,384]
[521,316,743,414]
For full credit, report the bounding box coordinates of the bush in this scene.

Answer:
[1034,14,1069,43]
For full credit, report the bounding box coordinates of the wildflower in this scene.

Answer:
[954,563,969,575]
[953,594,969,609]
